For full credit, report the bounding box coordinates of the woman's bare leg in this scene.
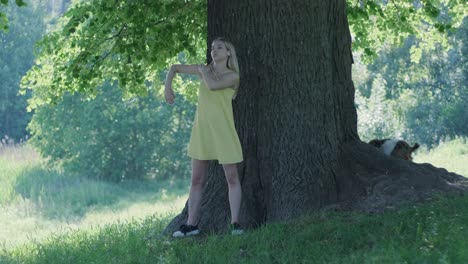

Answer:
[222,163,242,224]
[187,158,209,226]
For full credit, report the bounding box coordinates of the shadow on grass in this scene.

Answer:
[14,165,189,221]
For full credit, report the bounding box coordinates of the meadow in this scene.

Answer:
[0,138,467,263]
[0,142,188,249]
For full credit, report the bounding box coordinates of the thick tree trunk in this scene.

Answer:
[165,0,466,234]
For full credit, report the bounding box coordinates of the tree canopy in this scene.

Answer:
[14,0,466,109]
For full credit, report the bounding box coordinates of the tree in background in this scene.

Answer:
[19,0,468,233]
[2,0,200,183]
[28,82,195,181]
[355,73,406,140]
[357,17,468,147]
[403,18,467,146]
[0,0,26,32]
[0,2,45,140]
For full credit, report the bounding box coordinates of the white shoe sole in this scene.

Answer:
[172,229,200,238]
[231,229,244,235]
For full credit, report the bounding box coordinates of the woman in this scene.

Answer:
[164,37,244,237]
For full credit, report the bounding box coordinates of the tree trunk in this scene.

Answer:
[165,0,466,234]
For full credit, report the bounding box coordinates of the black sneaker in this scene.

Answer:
[231,223,244,235]
[172,224,200,237]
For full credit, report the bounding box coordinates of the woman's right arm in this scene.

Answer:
[165,64,200,84]
[171,64,200,75]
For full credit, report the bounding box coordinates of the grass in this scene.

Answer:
[414,137,468,177]
[0,143,188,249]
[1,139,467,263]
[1,193,468,263]
[0,143,40,204]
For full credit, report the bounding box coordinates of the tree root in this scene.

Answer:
[336,140,468,213]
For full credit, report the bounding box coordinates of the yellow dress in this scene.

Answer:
[187,81,243,164]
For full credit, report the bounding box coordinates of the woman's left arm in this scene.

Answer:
[198,65,239,91]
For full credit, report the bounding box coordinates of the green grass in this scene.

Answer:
[2,193,468,263]
[0,143,188,249]
[1,139,467,263]
[414,137,468,177]
[0,144,40,204]
[12,165,187,220]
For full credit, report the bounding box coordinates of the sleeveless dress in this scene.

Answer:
[187,81,243,164]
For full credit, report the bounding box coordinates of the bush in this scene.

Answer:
[27,84,195,182]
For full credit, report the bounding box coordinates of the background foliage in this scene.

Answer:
[20,0,207,108]
[0,2,44,140]
[356,17,467,146]
[0,0,466,181]
[18,0,466,107]
[28,83,196,181]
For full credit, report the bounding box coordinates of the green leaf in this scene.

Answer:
[15,0,27,7]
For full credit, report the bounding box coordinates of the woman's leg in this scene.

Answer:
[187,158,209,226]
[222,163,242,224]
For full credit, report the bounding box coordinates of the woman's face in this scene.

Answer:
[211,40,229,62]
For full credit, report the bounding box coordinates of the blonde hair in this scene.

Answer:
[212,37,240,99]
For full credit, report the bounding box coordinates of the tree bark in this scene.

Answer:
[165,0,466,234]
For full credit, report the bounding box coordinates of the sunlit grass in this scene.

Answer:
[0,195,187,249]
[414,137,468,177]
[0,143,40,204]
[0,144,189,249]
